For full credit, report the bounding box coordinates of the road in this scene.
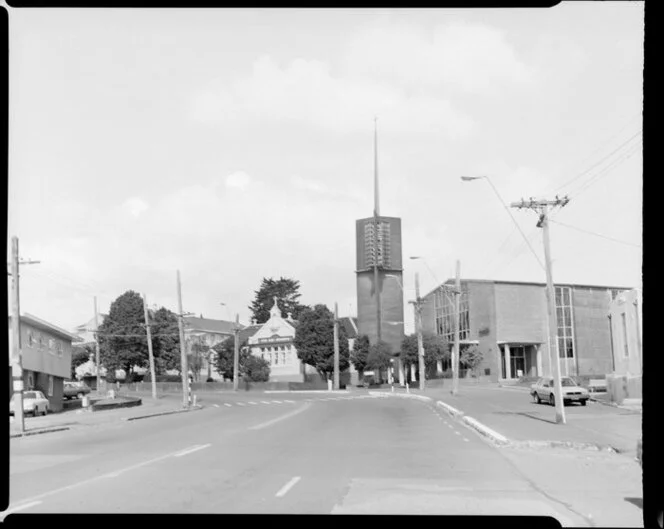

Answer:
[6,392,643,525]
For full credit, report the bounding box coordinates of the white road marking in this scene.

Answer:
[214,404,220,408]
[224,403,232,407]
[285,400,295,403]
[174,444,211,458]
[455,431,462,436]
[248,401,257,405]
[1,500,42,516]
[237,402,246,406]
[275,476,301,498]
[248,403,311,431]
[272,400,283,404]
[463,438,470,442]
[261,401,271,404]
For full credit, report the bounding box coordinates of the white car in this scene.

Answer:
[530,377,590,406]
[9,390,50,417]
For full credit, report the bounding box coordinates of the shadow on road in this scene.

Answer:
[491,410,558,425]
[625,497,643,510]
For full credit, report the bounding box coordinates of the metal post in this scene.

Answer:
[93,297,102,394]
[452,260,461,396]
[541,206,566,424]
[233,314,240,391]
[143,293,157,400]
[334,302,340,390]
[177,270,189,408]
[10,237,25,433]
[415,273,425,391]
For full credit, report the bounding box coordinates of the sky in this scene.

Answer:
[7,4,644,336]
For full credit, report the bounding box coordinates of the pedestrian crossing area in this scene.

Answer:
[212,394,381,408]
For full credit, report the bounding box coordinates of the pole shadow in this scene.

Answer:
[625,497,643,510]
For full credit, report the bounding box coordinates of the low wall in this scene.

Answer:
[606,374,642,404]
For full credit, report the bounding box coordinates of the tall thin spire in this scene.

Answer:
[374,116,380,218]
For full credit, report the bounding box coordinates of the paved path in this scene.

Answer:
[398,385,642,456]
[4,391,643,526]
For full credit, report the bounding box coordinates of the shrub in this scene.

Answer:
[206,377,215,383]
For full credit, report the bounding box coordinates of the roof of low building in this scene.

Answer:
[183,316,241,334]
[9,313,80,342]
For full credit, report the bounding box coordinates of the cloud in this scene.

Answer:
[187,55,475,139]
[225,171,253,190]
[122,197,149,217]
[342,20,534,96]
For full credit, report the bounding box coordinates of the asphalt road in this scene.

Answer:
[5,393,643,525]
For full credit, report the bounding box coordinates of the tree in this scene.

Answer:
[293,304,350,381]
[460,345,484,378]
[366,341,393,384]
[423,333,449,378]
[71,343,94,380]
[399,334,419,378]
[97,290,150,380]
[350,334,371,381]
[150,307,181,375]
[249,277,309,324]
[212,336,250,381]
[400,333,449,381]
[188,338,208,382]
[243,355,271,383]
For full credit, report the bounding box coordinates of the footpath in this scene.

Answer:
[372,381,642,457]
[9,393,203,438]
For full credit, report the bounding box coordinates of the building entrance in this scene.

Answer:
[500,344,540,379]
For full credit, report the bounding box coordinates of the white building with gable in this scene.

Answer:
[247,297,316,382]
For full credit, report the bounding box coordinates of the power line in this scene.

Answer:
[567,142,640,199]
[549,219,642,248]
[549,130,642,196]
[542,113,641,196]
[494,227,542,274]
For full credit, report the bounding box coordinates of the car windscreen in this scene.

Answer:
[23,391,38,399]
[561,378,577,387]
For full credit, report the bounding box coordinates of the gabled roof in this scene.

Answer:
[9,313,80,342]
[183,317,240,334]
[340,317,358,338]
[238,325,262,343]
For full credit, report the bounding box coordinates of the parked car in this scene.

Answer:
[9,391,50,416]
[530,376,590,406]
[63,381,91,400]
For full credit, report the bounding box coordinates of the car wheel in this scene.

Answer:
[535,392,542,404]
[77,393,84,399]
[549,393,555,406]
[42,407,48,416]
[581,400,587,406]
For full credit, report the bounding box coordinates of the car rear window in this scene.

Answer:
[24,391,37,399]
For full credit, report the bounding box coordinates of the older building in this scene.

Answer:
[606,288,642,403]
[246,297,317,382]
[420,279,633,382]
[9,313,77,412]
[183,316,239,381]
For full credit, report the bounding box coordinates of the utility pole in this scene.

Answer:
[511,196,569,424]
[176,270,190,408]
[9,237,40,434]
[93,296,102,394]
[373,117,383,349]
[233,313,240,391]
[142,293,157,400]
[334,302,340,390]
[452,260,461,396]
[411,273,425,391]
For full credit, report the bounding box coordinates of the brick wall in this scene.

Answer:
[571,287,613,376]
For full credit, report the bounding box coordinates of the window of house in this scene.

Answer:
[48,338,55,353]
[281,352,286,364]
[275,352,279,365]
[621,313,629,358]
[48,375,54,397]
[56,341,63,357]
[27,330,34,347]
[555,286,575,359]
[27,372,34,389]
